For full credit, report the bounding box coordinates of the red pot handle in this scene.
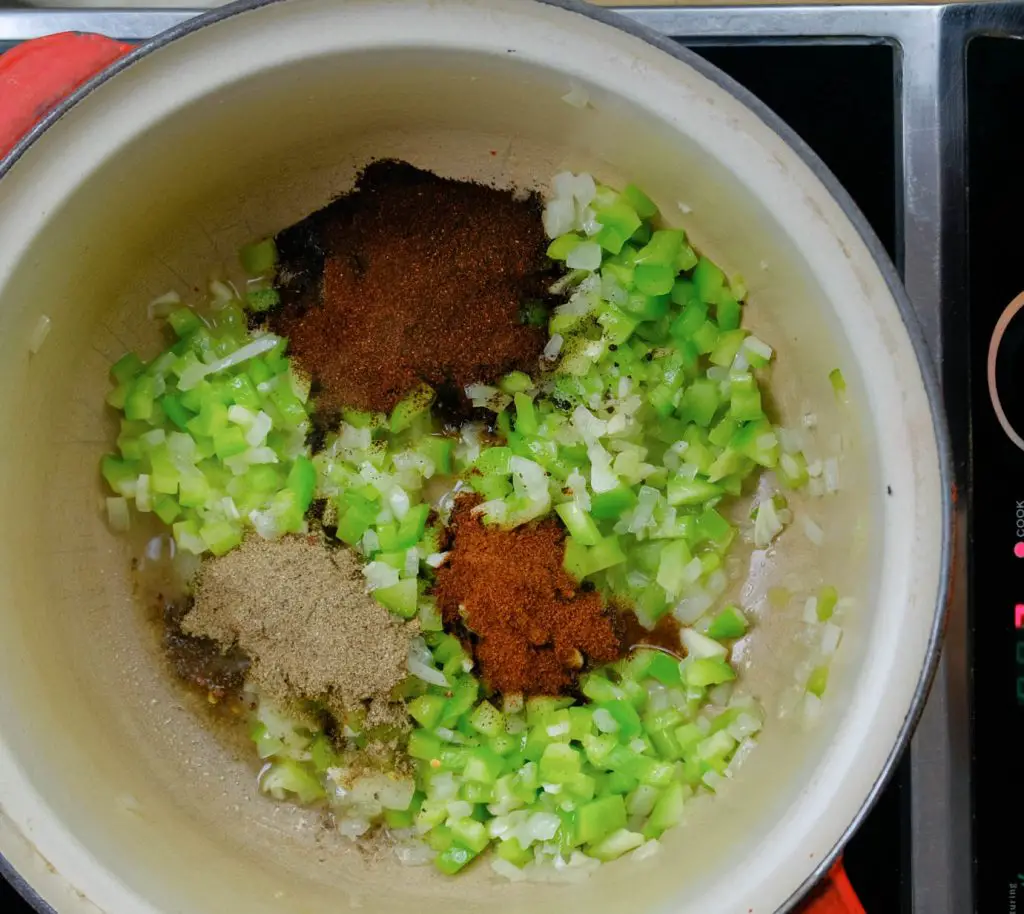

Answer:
[0,32,135,160]
[797,859,866,914]
[1,30,868,914]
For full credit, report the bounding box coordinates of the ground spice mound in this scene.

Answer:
[433,497,623,695]
[182,536,411,723]
[269,159,558,415]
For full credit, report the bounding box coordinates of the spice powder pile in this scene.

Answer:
[270,160,558,416]
[182,536,412,726]
[433,496,623,696]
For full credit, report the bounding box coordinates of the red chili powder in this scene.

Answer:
[433,496,623,696]
[269,160,558,416]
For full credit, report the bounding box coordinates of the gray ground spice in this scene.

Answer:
[182,536,412,725]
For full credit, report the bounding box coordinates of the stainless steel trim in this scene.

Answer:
[0,10,197,40]
[0,4,984,913]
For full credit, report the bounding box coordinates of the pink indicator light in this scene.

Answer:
[1015,542,1024,558]
[1017,604,1024,629]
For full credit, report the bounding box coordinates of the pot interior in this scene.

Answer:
[0,2,945,913]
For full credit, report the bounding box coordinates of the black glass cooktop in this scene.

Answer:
[690,44,906,913]
[967,36,1024,914]
[0,16,928,911]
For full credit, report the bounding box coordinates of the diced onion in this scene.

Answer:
[338,817,371,839]
[566,241,602,272]
[682,628,727,659]
[802,516,825,545]
[407,655,448,688]
[674,590,713,624]
[803,692,823,726]
[177,335,280,390]
[593,708,619,733]
[543,198,575,239]
[588,442,618,493]
[28,314,51,354]
[394,840,434,867]
[803,597,819,624]
[743,336,774,361]
[571,406,607,443]
[561,82,590,109]
[630,839,661,862]
[821,622,843,656]
[824,457,840,493]
[363,561,400,591]
[245,411,273,447]
[753,498,784,548]
[146,290,181,320]
[106,496,130,532]
[543,334,564,360]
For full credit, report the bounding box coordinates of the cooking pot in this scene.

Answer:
[0,2,950,912]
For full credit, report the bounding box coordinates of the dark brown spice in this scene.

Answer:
[615,603,684,657]
[269,160,559,416]
[433,496,623,695]
[162,597,250,702]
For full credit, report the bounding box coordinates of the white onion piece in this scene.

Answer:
[743,336,774,361]
[753,498,784,548]
[147,290,181,320]
[682,628,727,659]
[363,561,399,591]
[630,839,662,862]
[802,516,825,545]
[824,457,840,493]
[393,840,434,867]
[337,817,371,839]
[821,622,843,656]
[674,590,713,624]
[177,334,280,389]
[106,496,130,532]
[542,333,564,360]
[28,314,51,354]
[245,410,273,447]
[803,597,819,624]
[561,82,590,109]
[543,198,575,238]
[803,692,823,727]
[407,656,448,688]
[566,241,602,272]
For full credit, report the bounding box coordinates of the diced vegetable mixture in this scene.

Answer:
[99,170,845,880]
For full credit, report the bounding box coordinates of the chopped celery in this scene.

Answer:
[435,843,477,874]
[621,183,659,220]
[829,368,847,395]
[693,257,725,303]
[685,658,737,687]
[706,605,748,640]
[555,501,601,546]
[577,795,627,844]
[374,579,418,618]
[590,486,637,520]
[807,665,829,697]
[239,238,278,277]
[817,585,839,620]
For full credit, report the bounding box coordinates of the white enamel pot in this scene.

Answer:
[0,2,951,913]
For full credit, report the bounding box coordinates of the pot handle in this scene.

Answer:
[0,32,135,160]
[798,859,866,914]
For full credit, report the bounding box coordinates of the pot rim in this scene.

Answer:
[0,1,954,912]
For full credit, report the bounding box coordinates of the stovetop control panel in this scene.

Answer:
[968,37,1024,914]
